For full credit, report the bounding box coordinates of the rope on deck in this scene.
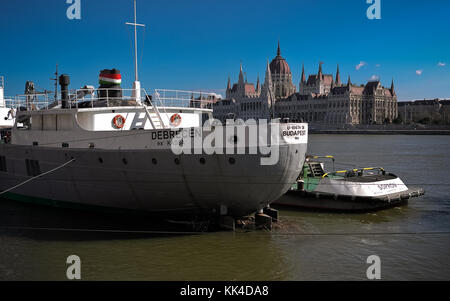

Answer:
[0,158,76,197]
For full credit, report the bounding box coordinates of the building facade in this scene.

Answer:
[398,99,450,124]
[214,43,398,125]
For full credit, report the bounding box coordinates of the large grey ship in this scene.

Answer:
[0,1,308,221]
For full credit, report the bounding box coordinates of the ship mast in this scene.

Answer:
[51,64,58,102]
[126,0,145,102]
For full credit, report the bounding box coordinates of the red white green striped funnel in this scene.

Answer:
[99,72,122,86]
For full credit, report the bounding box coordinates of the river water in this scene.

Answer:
[1,135,449,280]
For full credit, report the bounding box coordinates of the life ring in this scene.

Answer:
[170,114,182,127]
[112,115,126,129]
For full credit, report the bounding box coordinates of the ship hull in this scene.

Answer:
[0,143,307,218]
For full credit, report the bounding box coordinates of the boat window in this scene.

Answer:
[0,156,6,172]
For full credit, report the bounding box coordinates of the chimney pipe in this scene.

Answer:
[59,74,70,109]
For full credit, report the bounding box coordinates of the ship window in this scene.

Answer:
[98,158,103,163]
[174,158,180,165]
[0,156,6,172]
[25,159,40,177]
[122,158,128,165]
[200,158,206,165]
[229,158,236,165]
[152,158,157,165]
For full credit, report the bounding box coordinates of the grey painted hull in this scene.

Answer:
[0,143,307,217]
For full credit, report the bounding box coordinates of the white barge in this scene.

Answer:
[274,155,424,212]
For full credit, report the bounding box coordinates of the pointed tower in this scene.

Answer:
[277,40,281,57]
[301,64,306,83]
[264,60,273,91]
[238,63,244,85]
[263,59,275,117]
[336,64,341,86]
[347,75,352,90]
[318,62,323,79]
[226,76,231,99]
[391,78,396,96]
[256,75,261,95]
[299,64,306,94]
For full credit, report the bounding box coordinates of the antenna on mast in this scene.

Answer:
[126,0,146,103]
[50,64,59,102]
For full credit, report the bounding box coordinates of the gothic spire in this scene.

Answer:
[391,78,396,95]
[227,76,231,90]
[256,75,261,92]
[265,59,272,85]
[347,75,352,88]
[264,59,273,95]
[318,62,323,78]
[238,63,244,85]
[336,64,341,85]
[277,40,281,56]
[301,64,306,83]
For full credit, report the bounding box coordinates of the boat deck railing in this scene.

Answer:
[322,167,386,178]
[154,89,218,109]
[6,88,218,111]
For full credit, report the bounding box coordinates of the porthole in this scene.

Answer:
[98,157,103,163]
[152,158,157,165]
[200,158,206,165]
[122,158,128,165]
[229,158,236,165]
[174,158,180,165]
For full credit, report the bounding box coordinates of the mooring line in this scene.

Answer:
[0,225,449,236]
[0,226,205,235]
[0,158,76,197]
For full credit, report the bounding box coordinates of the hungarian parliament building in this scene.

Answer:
[213,43,398,125]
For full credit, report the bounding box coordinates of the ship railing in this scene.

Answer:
[322,167,386,178]
[153,89,219,110]
[7,88,219,112]
[67,88,147,109]
[4,98,17,108]
[66,88,217,109]
[6,92,54,111]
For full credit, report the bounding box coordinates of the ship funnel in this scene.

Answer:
[59,74,70,109]
[99,69,122,103]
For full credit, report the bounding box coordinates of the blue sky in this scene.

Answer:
[0,0,449,101]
